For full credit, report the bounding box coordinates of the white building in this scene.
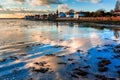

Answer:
[74,13,79,18]
[74,12,85,18]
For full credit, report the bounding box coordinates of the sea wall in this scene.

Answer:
[56,16,120,21]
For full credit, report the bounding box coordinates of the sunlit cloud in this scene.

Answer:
[77,0,101,3]
[14,0,25,2]
[30,0,61,6]
[58,4,69,12]
[2,0,62,7]
[91,0,101,3]
[77,0,89,2]
[0,0,62,14]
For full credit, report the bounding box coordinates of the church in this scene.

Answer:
[114,0,120,15]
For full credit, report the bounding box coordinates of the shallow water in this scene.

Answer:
[0,19,120,49]
[0,19,120,80]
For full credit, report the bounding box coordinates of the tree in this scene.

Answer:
[85,11,91,17]
[95,9,106,17]
[69,9,75,13]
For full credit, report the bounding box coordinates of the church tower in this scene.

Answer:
[114,0,120,16]
[115,0,120,11]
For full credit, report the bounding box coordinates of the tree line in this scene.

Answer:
[66,9,118,17]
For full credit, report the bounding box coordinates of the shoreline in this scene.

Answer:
[55,19,120,25]
[0,18,120,28]
[55,20,120,27]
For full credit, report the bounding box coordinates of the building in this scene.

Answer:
[66,13,74,18]
[58,12,66,18]
[34,15,40,20]
[74,12,79,18]
[24,15,30,20]
[40,14,48,20]
[65,9,75,18]
[69,13,74,18]
[114,0,120,16]
[24,15,34,20]
[74,12,85,18]
[24,15,41,20]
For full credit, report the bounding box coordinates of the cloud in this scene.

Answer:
[13,0,25,4]
[77,0,101,3]
[58,4,69,12]
[91,0,101,3]
[0,0,59,14]
[2,0,24,5]
[0,8,52,14]
[2,0,62,6]
[76,0,89,2]
[30,0,61,6]
[14,0,25,3]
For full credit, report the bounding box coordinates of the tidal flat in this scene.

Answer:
[0,19,120,80]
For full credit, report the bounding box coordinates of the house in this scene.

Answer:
[69,13,74,18]
[59,12,66,18]
[24,15,34,20]
[74,12,85,18]
[68,9,75,18]
[34,15,40,20]
[40,14,48,20]
[66,13,74,18]
[74,12,79,18]
[24,15,30,20]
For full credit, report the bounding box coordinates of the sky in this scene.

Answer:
[0,0,118,18]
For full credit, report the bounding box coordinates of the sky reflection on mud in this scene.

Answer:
[0,19,120,80]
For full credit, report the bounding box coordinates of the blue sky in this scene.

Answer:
[0,0,118,13]
[66,0,116,11]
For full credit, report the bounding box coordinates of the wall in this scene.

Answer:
[56,16,120,21]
